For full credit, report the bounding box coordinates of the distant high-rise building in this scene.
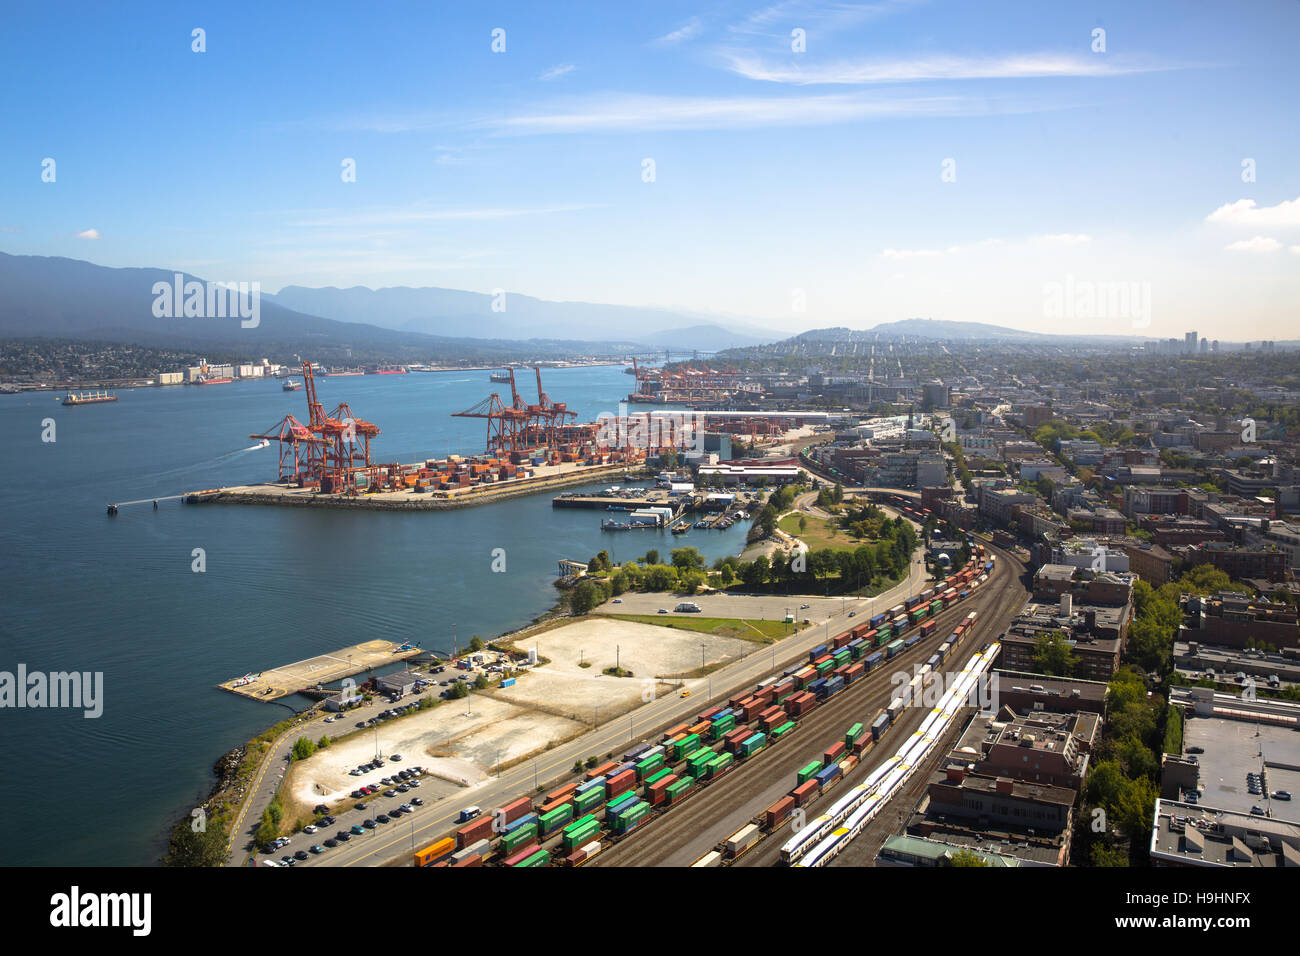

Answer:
[1199,337,1208,353]
[1212,340,1220,352]
[1185,331,1198,353]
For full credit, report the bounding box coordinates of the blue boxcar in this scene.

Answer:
[959,589,970,600]
[815,764,841,788]
[622,742,652,763]
[504,812,538,835]
[809,644,829,663]
[710,708,734,722]
[870,613,888,628]
[871,713,891,740]
[903,634,921,648]
[576,776,606,794]
[863,650,884,672]
[818,675,844,699]
[807,677,827,697]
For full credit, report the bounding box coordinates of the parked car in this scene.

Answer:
[350,825,365,835]
[310,845,325,854]
[294,850,309,860]
[1274,790,1292,800]
[375,814,390,824]
[411,797,424,806]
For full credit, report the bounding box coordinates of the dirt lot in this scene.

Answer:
[285,695,585,813]
[497,617,754,720]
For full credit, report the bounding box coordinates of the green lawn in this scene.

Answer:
[596,613,804,644]
[778,513,859,552]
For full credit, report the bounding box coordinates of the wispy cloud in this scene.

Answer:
[1225,236,1283,253]
[652,17,703,46]
[719,51,1185,85]
[286,204,599,229]
[1031,233,1091,245]
[76,228,101,240]
[472,90,1051,135]
[539,63,577,81]
[728,0,921,37]
[1206,196,1300,230]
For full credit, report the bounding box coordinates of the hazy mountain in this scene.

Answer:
[270,284,771,347]
[788,319,1144,345]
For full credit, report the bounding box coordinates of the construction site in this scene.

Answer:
[188,362,700,511]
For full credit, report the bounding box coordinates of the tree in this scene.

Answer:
[643,549,659,566]
[163,816,228,867]
[570,579,603,614]
[450,680,469,699]
[1031,632,1078,677]
[291,737,316,761]
[948,848,989,867]
[468,636,485,652]
[474,673,489,690]
[671,547,705,573]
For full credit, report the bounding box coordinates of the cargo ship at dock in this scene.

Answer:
[368,366,408,375]
[62,390,118,406]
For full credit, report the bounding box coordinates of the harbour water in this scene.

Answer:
[0,365,755,866]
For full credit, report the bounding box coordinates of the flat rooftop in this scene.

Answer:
[1150,799,1300,867]
[1182,714,1300,824]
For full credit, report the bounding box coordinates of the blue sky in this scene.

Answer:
[3,0,1298,340]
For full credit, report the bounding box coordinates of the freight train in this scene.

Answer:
[414,549,993,867]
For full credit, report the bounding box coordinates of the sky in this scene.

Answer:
[2,0,1298,341]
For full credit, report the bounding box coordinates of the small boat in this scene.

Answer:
[282,379,302,392]
[671,525,690,535]
[490,369,513,383]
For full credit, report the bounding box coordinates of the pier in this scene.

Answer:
[218,639,422,702]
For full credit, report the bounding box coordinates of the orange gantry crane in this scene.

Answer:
[252,362,381,492]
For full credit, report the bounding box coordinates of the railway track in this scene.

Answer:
[593,541,1030,867]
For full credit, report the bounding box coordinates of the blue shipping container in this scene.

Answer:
[500,677,516,688]
[864,651,884,671]
[504,813,538,834]
[710,708,734,722]
[904,634,921,648]
[809,644,829,662]
[871,714,891,740]
[577,776,606,793]
[807,678,827,696]
[870,613,888,628]
[814,765,841,787]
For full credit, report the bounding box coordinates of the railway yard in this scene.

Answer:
[276,536,1029,869]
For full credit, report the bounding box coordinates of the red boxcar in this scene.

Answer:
[765,795,795,829]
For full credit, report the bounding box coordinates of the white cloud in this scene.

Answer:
[881,247,946,259]
[474,91,1036,135]
[652,17,702,46]
[1032,233,1091,245]
[1205,196,1300,230]
[286,204,599,229]
[539,63,576,81]
[718,51,1180,85]
[1224,236,1282,253]
[728,0,919,37]
[76,228,100,240]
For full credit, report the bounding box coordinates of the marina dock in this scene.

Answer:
[219,639,421,702]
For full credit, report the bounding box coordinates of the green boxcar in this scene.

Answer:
[815,659,834,676]
[929,599,943,614]
[832,648,851,666]
[613,802,649,834]
[501,822,538,854]
[636,753,665,778]
[771,721,796,739]
[797,760,822,784]
[563,813,598,836]
[666,776,696,803]
[672,733,701,760]
[574,787,605,814]
[644,767,671,788]
[516,849,550,867]
[540,804,574,834]
[739,732,767,758]
[706,752,733,777]
[687,750,713,777]
[710,714,736,739]
[846,722,864,746]
[886,639,904,658]
[876,626,891,644]
[909,607,927,624]
[562,821,601,852]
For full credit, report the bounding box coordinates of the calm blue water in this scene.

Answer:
[0,365,752,866]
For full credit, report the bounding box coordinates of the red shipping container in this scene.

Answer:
[502,842,540,866]
[759,710,788,733]
[833,664,851,680]
[537,796,572,817]
[765,795,795,829]
[586,761,616,781]
[832,632,851,650]
[687,721,711,737]
[728,695,748,710]
[498,796,532,825]
[606,768,636,797]
[754,686,775,704]
[823,741,846,765]
[452,853,482,868]
[792,780,820,806]
[758,705,782,723]
[455,817,493,849]
[565,849,587,866]
[648,774,677,806]
[845,663,865,684]
[723,729,751,754]
[697,706,722,721]
[664,722,690,740]
[545,781,578,805]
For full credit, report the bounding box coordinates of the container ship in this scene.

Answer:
[369,366,408,375]
[62,390,118,406]
[282,379,302,392]
[327,369,364,376]
[490,369,513,383]
[197,376,233,385]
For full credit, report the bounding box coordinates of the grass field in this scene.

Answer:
[777,513,858,552]
[596,613,804,644]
